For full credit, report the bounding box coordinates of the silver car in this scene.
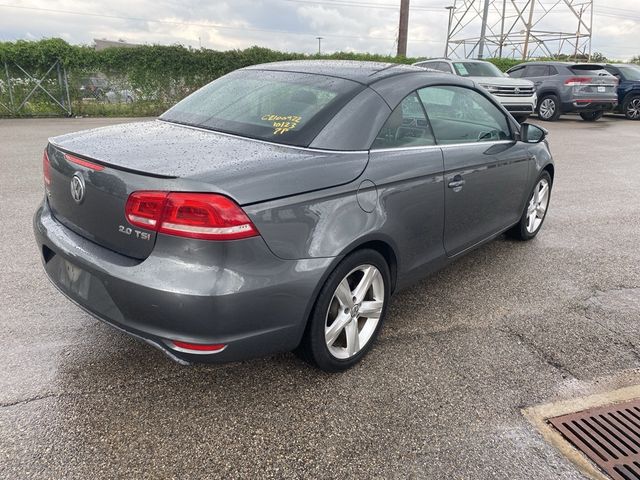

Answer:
[34,61,554,371]
[413,58,537,123]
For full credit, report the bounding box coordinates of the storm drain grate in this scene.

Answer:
[548,398,640,480]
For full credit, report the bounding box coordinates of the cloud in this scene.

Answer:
[0,0,637,59]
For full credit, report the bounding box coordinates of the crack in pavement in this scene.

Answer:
[0,369,198,409]
[499,327,577,380]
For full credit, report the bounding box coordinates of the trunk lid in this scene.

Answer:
[47,120,368,259]
[50,120,368,205]
[568,64,619,97]
[46,146,164,259]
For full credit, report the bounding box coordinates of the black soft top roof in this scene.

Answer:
[244,60,426,85]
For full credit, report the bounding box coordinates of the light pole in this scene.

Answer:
[316,36,323,55]
[444,5,455,58]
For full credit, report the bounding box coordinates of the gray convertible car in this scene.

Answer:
[34,61,554,371]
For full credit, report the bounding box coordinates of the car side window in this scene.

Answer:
[371,92,436,149]
[438,62,453,73]
[417,86,512,144]
[604,67,621,79]
[524,65,550,77]
[420,62,442,72]
[548,65,559,75]
[508,67,524,78]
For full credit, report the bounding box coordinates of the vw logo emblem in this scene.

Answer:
[514,87,521,94]
[70,173,85,204]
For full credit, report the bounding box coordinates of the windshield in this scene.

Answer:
[160,70,362,147]
[452,62,503,77]
[618,65,640,81]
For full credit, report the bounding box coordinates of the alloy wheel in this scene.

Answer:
[324,264,385,359]
[626,98,640,120]
[526,178,550,234]
[539,98,555,120]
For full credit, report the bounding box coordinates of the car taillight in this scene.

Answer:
[159,192,258,240]
[43,149,51,187]
[125,191,168,228]
[124,191,259,241]
[564,77,592,86]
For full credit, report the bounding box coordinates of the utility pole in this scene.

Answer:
[397,0,410,57]
[477,0,491,59]
[522,0,536,60]
[444,5,455,57]
[316,36,323,55]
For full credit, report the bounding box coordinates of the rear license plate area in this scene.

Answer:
[57,258,91,300]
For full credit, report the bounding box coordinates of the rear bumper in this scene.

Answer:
[33,200,333,364]
[562,98,618,113]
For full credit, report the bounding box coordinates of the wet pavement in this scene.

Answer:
[1,115,639,479]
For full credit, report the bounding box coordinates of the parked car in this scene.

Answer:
[413,58,537,123]
[34,61,554,372]
[79,76,135,104]
[105,88,136,104]
[602,63,640,120]
[506,62,618,121]
[79,76,109,100]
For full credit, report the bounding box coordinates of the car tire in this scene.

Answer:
[623,95,640,120]
[298,249,390,372]
[507,171,552,241]
[580,110,604,121]
[537,95,561,121]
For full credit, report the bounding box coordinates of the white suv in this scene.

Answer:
[413,59,537,123]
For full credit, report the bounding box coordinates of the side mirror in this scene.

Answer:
[520,123,547,143]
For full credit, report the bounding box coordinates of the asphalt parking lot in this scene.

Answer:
[1,115,639,479]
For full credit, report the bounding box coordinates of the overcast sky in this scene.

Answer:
[0,0,638,60]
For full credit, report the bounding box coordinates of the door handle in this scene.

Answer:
[448,176,466,189]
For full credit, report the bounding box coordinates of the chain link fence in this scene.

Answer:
[1,60,198,117]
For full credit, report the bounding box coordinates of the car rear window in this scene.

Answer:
[160,70,363,147]
[569,64,608,75]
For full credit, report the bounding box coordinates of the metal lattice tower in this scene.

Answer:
[444,0,594,60]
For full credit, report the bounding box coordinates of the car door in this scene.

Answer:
[418,85,531,256]
[522,64,552,92]
[367,92,447,275]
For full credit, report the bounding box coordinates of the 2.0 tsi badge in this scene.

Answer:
[70,173,85,204]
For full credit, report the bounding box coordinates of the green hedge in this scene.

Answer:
[0,38,417,80]
[0,38,637,117]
